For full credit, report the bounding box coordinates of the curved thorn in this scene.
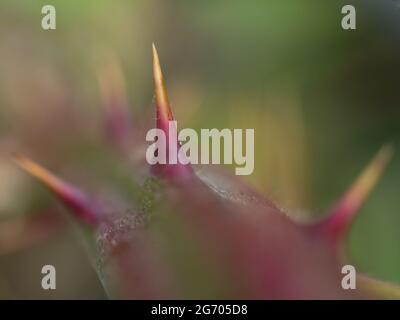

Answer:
[13,154,102,227]
[315,145,393,243]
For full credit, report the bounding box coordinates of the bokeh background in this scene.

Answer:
[0,0,400,298]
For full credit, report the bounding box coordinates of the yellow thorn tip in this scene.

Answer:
[345,144,393,211]
[12,154,66,195]
[152,43,173,121]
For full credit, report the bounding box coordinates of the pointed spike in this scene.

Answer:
[13,154,102,226]
[152,43,174,126]
[150,44,193,180]
[315,145,393,243]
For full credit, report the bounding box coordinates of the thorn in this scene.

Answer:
[150,44,193,180]
[315,145,393,243]
[152,43,173,126]
[13,154,101,226]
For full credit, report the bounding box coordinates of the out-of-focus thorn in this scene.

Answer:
[0,209,65,256]
[358,274,400,299]
[13,154,102,227]
[97,51,131,149]
[312,145,393,245]
[150,44,193,180]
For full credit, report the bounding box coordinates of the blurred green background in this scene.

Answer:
[0,0,400,298]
